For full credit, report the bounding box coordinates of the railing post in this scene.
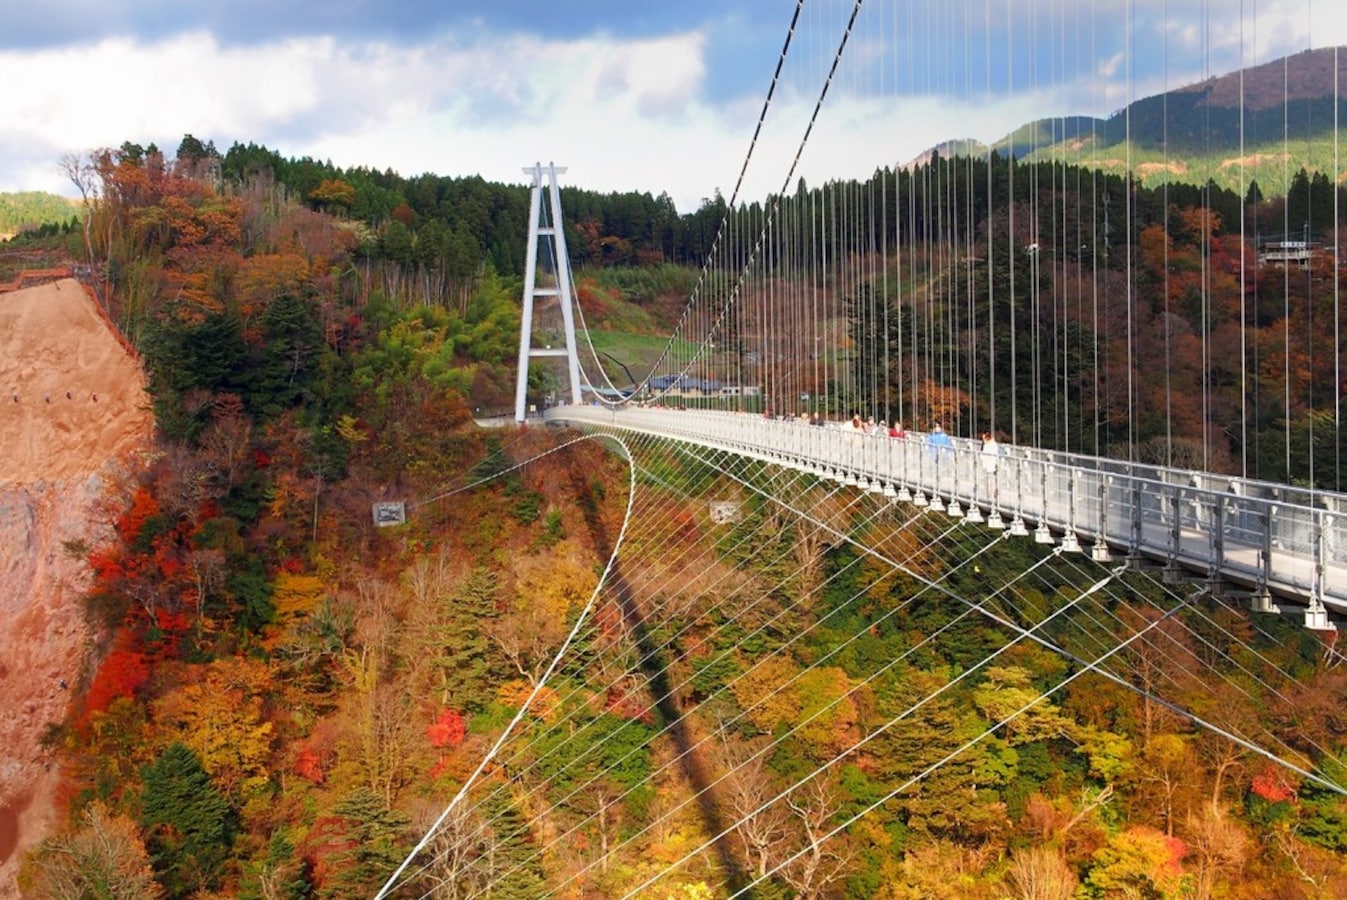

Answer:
[1261,504,1274,596]
[898,435,913,503]
[1163,486,1185,583]
[1007,452,1028,535]
[1059,466,1081,552]
[946,440,965,518]
[913,435,929,507]
[1091,475,1112,562]
[929,441,947,511]
[1245,503,1277,612]
[1209,492,1225,587]
[1304,507,1332,630]
[965,438,984,524]
[986,443,1004,529]
[1034,463,1054,544]
[1126,474,1145,571]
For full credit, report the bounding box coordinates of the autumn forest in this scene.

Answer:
[1,131,1345,898]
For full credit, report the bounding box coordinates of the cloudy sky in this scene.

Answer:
[1,0,1343,213]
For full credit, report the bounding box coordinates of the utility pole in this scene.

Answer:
[515,162,583,422]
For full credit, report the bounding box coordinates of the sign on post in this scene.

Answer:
[709,501,742,524]
[372,501,407,527]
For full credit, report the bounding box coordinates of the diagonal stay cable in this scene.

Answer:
[621,560,1126,898]
[677,438,1347,796]
[1061,561,1347,777]
[572,2,807,405]
[725,585,1193,898]
[519,501,998,892]
[547,527,1047,897]
[374,432,638,900]
[643,0,865,406]
[393,433,889,883]
[478,451,955,883]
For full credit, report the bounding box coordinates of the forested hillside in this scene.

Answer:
[0,192,77,238]
[4,135,1345,897]
[832,153,1345,486]
[89,133,1346,486]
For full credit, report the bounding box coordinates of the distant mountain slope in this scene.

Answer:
[0,193,78,239]
[914,46,1347,192]
[1109,46,1347,152]
[993,115,1108,159]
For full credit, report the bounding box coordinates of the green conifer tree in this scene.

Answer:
[317,789,410,899]
[437,568,501,710]
[139,742,235,898]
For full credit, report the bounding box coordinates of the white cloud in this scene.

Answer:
[302,31,730,209]
[0,28,732,210]
[0,4,1341,215]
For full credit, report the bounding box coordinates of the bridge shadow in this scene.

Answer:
[568,456,746,893]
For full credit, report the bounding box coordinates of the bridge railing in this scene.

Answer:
[545,405,1343,618]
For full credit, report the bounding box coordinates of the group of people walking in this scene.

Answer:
[835,413,1007,472]
[785,409,1006,466]
[846,414,907,438]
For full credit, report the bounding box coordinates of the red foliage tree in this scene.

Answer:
[295,747,326,785]
[115,486,160,546]
[426,708,467,749]
[79,639,149,728]
[1250,764,1295,804]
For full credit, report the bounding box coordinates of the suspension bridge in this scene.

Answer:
[378,1,1347,896]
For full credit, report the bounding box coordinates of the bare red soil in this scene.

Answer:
[0,276,153,897]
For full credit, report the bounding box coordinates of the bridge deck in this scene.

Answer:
[545,406,1346,623]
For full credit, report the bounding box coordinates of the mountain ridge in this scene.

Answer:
[910,45,1347,190]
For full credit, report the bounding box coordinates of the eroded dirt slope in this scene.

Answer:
[0,277,153,897]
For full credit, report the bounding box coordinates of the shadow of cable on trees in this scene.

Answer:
[565,453,747,893]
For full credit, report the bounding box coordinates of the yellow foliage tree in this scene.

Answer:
[794,666,861,759]
[488,552,597,686]
[972,665,1076,745]
[152,657,275,799]
[730,659,860,756]
[309,178,356,212]
[271,571,326,631]
[730,655,802,735]
[236,251,311,323]
[1086,825,1188,899]
[497,678,560,721]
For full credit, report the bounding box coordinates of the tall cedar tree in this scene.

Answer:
[139,742,236,898]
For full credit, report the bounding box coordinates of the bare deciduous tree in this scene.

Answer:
[779,775,854,900]
[1007,845,1078,900]
[27,801,163,899]
[716,736,790,880]
[60,150,99,266]
[413,801,503,899]
[1185,803,1249,900]
[353,681,419,806]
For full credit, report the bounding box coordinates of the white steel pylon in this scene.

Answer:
[515,162,583,422]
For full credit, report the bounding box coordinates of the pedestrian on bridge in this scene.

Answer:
[928,423,953,462]
[980,432,1000,473]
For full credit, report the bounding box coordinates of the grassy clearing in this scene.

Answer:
[577,329,696,378]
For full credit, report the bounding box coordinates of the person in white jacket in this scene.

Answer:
[980,431,1000,473]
